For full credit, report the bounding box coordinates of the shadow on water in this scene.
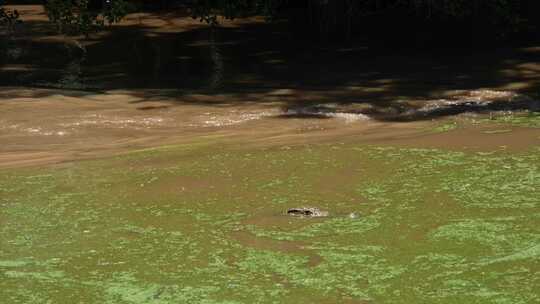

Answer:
[1,5,540,122]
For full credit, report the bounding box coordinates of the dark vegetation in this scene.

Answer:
[188,0,540,47]
[0,3,20,28]
[3,0,539,44]
[1,0,539,121]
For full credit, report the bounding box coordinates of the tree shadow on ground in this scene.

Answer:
[1,5,539,122]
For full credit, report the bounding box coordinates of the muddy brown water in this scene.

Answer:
[1,87,540,169]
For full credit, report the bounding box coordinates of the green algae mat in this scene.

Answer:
[1,142,539,303]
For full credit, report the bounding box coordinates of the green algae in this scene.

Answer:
[0,260,30,267]
[431,219,540,257]
[1,141,539,303]
[432,121,459,133]
[483,129,513,134]
[487,112,540,128]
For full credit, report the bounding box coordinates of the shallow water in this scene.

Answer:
[1,87,540,169]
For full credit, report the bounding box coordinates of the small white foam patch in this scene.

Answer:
[321,112,370,122]
[0,114,172,137]
[59,114,169,129]
[417,90,536,113]
[284,108,370,123]
[25,128,69,136]
[197,111,276,127]
[0,121,70,136]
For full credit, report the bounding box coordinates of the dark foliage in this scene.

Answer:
[184,0,539,46]
[0,1,21,32]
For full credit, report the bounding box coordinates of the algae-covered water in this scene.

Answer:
[1,137,539,303]
[2,4,540,302]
